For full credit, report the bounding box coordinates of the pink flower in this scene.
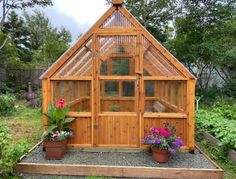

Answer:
[160,128,170,137]
[57,99,66,108]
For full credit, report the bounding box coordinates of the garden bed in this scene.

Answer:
[14,142,223,179]
[202,131,236,164]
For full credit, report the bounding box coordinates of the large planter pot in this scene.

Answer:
[151,148,169,163]
[44,140,67,160]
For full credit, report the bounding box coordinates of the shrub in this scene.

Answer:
[196,100,236,150]
[0,94,16,116]
[0,124,29,177]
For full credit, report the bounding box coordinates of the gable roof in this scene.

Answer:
[40,3,196,80]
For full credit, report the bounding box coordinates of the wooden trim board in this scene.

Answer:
[15,163,223,179]
[15,143,223,179]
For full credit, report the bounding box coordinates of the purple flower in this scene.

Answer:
[155,138,161,144]
[168,148,176,155]
[162,142,168,147]
[172,137,184,148]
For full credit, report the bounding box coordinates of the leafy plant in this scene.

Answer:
[43,99,75,141]
[0,124,29,177]
[109,104,120,112]
[0,93,16,116]
[196,100,236,150]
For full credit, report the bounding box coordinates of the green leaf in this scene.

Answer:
[45,125,58,135]
[53,108,65,121]
[62,117,75,125]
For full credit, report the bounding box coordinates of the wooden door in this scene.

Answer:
[96,79,139,147]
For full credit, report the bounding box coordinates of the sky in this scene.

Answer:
[37,0,110,43]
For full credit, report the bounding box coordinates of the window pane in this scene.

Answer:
[144,80,187,113]
[105,81,118,97]
[51,80,91,112]
[112,58,129,75]
[145,81,155,97]
[100,80,136,112]
[122,81,134,96]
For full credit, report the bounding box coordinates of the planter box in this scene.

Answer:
[201,131,236,164]
[228,149,236,164]
[203,132,220,146]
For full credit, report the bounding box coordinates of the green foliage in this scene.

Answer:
[0,124,29,177]
[0,31,19,66]
[43,104,75,137]
[23,11,72,66]
[0,93,16,116]
[0,141,29,176]
[124,0,176,43]
[196,101,236,149]
[0,124,10,154]
[3,11,32,62]
[168,0,236,90]
[109,105,120,112]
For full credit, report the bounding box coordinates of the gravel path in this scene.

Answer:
[21,145,215,169]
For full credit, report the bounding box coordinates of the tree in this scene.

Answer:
[23,11,72,66]
[3,11,32,62]
[168,0,236,90]
[0,0,52,50]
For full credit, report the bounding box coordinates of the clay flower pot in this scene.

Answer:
[44,140,67,160]
[151,148,170,163]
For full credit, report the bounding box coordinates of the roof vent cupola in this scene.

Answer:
[112,0,124,6]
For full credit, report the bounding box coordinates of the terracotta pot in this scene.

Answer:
[44,140,67,160]
[151,148,169,163]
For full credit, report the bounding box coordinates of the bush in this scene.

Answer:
[196,100,236,150]
[0,94,16,116]
[0,124,29,177]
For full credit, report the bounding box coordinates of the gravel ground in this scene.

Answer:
[21,145,215,169]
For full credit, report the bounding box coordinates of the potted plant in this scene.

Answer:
[43,99,75,160]
[143,123,184,163]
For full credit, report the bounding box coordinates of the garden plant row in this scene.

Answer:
[196,100,236,163]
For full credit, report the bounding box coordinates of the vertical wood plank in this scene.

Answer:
[92,34,99,146]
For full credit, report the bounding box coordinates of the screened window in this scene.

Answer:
[112,58,129,75]
[100,61,108,75]
[104,81,119,97]
[51,80,91,112]
[100,80,136,112]
[144,80,186,113]
[145,81,155,97]
[122,81,135,96]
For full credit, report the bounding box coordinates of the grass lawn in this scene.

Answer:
[0,100,43,147]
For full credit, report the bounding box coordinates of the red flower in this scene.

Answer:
[57,99,66,108]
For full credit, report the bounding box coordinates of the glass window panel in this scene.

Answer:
[122,81,135,96]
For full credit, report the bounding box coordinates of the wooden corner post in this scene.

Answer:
[187,79,196,150]
[92,34,99,146]
[42,79,49,129]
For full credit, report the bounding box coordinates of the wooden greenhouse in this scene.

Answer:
[40,0,196,151]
